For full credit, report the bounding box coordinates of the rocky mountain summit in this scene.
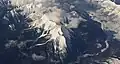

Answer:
[0,0,120,64]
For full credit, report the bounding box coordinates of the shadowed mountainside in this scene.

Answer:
[0,0,120,64]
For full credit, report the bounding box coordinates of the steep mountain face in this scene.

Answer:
[0,0,120,64]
